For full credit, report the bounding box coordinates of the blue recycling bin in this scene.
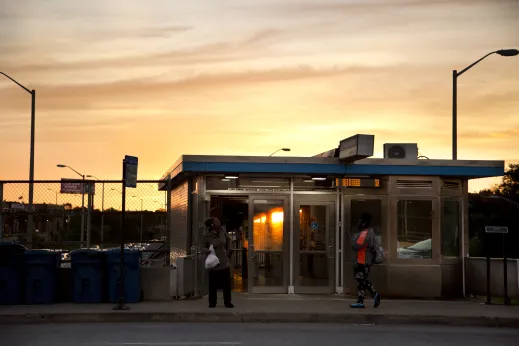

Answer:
[0,243,27,305]
[105,249,141,303]
[71,249,104,303]
[24,250,60,304]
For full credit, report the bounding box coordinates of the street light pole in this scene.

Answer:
[452,70,458,160]
[452,49,518,160]
[57,164,86,248]
[87,175,104,248]
[489,194,517,306]
[1,72,36,247]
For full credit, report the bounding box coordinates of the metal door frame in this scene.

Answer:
[293,201,335,294]
[248,195,290,293]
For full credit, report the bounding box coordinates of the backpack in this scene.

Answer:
[372,234,385,265]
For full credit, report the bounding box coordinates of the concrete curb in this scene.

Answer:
[1,312,518,328]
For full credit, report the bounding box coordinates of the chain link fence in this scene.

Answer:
[0,180,171,266]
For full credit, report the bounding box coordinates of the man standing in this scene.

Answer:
[350,212,381,308]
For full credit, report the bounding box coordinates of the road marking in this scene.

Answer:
[38,343,241,346]
[107,343,240,346]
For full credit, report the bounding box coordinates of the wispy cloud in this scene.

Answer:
[0,0,518,183]
[1,28,287,76]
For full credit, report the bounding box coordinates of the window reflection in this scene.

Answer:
[299,205,329,287]
[253,205,283,251]
[299,205,327,252]
[252,201,284,287]
[441,200,460,258]
[397,200,433,259]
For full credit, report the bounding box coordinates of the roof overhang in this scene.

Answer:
[159,155,504,189]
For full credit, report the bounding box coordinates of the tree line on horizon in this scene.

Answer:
[469,163,519,258]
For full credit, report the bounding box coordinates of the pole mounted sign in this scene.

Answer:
[484,225,511,306]
[115,154,138,311]
[60,178,96,195]
[124,155,138,188]
[484,226,508,234]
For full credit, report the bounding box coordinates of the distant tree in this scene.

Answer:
[469,163,519,258]
[491,163,519,200]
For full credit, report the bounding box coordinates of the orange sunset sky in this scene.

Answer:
[1,0,518,192]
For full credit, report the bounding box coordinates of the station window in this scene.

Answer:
[441,200,460,258]
[397,200,433,259]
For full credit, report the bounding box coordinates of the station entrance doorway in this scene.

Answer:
[208,194,290,293]
[209,195,249,292]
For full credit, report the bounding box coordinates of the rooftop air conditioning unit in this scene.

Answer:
[383,143,418,160]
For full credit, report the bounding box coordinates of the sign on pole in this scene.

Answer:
[484,226,508,234]
[124,155,138,188]
[60,179,82,194]
[60,178,95,195]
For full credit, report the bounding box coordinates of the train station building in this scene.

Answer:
[160,135,503,298]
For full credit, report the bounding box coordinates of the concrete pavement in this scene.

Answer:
[2,323,519,345]
[0,294,518,328]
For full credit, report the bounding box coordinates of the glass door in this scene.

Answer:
[294,202,335,294]
[248,196,289,293]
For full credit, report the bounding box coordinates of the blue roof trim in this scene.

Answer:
[182,162,503,178]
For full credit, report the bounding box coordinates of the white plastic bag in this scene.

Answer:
[205,244,220,269]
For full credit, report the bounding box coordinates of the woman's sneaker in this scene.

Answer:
[374,293,381,308]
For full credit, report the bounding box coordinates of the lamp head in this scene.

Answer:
[56,164,66,168]
[282,148,291,152]
[496,49,519,57]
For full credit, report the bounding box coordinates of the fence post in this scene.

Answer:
[0,182,4,242]
[80,177,85,248]
[100,182,105,249]
[86,181,93,249]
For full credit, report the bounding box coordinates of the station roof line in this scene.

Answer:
[160,155,504,183]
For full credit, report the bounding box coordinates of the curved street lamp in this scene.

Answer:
[452,49,519,160]
[269,148,291,157]
[1,72,36,243]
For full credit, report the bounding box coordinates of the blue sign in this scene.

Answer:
[124,155,138,188]
[125,155,138,165]
[311,222,318,231]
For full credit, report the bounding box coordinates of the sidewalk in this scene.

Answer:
[1,294,518,328]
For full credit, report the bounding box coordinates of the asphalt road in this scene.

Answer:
[1,323,518,346]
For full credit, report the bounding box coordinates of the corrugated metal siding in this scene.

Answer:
[170,181,188,264]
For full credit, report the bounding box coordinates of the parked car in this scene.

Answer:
[397,238,432,259]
